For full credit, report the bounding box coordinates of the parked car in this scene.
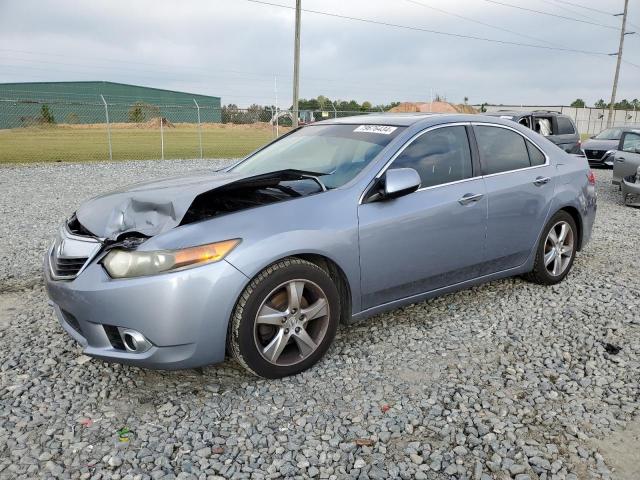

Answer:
[582,127,630,167]
[612,129,640,205]
[45,113,597,378]
[485,110,581,154]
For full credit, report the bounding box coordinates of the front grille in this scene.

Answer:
[51,256,88,278]
[585,149,604,160]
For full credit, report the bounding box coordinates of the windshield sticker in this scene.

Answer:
[354,125,397,135]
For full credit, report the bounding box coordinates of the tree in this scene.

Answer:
[570,98,586,108]
[361,101,372,111]
[594,99,607,109]
[128,102,159,123]
[615,99,632,110]
[463,96,469,104]
[40,104,55,124]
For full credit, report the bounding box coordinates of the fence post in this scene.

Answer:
[193,99,203,159]
[160,108,164,160]
[332,103,337,118]
[100,95,113,161]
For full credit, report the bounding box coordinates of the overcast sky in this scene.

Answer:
[1,0,639,107]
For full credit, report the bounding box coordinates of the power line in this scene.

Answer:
[539,0,609,23]
[402,0,562,47]
[245,0,610,55]
[551,0,616,16]
[481,0,619,30]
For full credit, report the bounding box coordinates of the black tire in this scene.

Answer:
[228,257,341,378]
[524,210,578,285]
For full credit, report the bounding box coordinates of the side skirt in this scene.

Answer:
[346,263,530,325]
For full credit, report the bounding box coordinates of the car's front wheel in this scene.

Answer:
[524,210,577,285]
[228,258,340,378]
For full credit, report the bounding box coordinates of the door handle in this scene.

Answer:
[533,176,551,186]
[458,193,484,205]
[616,157,625,163]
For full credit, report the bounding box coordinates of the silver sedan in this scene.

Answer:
[45,113,597,378]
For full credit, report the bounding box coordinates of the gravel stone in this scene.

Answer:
[0,164,638,479]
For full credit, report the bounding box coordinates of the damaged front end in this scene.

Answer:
[49,169,326,281]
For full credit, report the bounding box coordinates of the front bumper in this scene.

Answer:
[45,255,249,369]
[584,151,615,167]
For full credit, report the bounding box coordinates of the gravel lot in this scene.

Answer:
[0,162,638,480]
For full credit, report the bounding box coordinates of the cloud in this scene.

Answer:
[0,0,638,106]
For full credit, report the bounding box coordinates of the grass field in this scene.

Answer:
[0,123,282,164]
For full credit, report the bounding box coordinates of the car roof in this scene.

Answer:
[313,112,518,128]
[484,110,566,117]
[314,113,442,127]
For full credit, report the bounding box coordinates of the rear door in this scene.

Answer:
[613,131,640,185]
[473,123,555,272]
[550,115,581,154]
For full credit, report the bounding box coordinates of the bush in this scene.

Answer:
[40,104,55,124]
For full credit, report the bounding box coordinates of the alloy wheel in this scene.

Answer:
[544,220,574,277]
[254,279,330,366]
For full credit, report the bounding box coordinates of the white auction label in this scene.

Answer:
[353,125,397,135]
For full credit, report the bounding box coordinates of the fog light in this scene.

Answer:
[118,328,152,353]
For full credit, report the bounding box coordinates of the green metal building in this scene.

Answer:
[0,81,222,128]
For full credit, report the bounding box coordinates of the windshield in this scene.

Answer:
[594,128,623,140]
[231,124,405,189]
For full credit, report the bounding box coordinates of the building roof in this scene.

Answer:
[0,81,220,104]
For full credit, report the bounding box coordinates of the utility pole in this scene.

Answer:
[292,0,301,128]
[607,0,630,127]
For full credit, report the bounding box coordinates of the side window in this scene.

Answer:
[557,116,576,135]
[526,140,546,166]
[475,126,531,174]
[392,126,473,188]
[622,132,640,153]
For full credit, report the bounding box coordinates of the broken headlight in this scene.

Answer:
[102,239,241,279]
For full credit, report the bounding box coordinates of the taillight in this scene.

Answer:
[587,170,596,185]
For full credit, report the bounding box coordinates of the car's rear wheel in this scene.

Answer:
[524,211,577,285]
[228,258,340,378]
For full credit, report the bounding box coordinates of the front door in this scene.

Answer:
[473,124,555,271]
[613,131,640,185]
[358,125,487,309]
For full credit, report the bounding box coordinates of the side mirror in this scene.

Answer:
[383,168,421,199]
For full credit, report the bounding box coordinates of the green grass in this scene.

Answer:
[0,125,278,164]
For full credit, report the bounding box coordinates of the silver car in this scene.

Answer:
[612,128,640,206]
[45,114,597,378]
[583,127,630,167]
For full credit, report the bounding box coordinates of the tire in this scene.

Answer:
[228,257,341,378]
[524,210,578,285]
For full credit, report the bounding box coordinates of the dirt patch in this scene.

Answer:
[390,101,478,114]
[591,417,640,479]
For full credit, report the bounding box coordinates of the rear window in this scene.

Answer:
[475,126,531,174]
[556,116,576,135]
[526,140,546,166]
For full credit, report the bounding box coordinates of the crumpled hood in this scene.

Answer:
[582,139,618,151]
[76,170,247,239]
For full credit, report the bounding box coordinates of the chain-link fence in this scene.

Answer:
[478,104,640,136]
[0,97,381,163]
